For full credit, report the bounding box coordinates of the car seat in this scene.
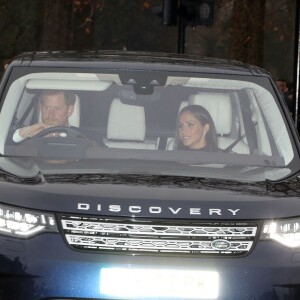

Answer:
[189,93,249,154]
[166,93,250,154]
[104,98,158,149]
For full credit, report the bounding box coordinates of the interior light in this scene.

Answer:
[261,218,300,248]
[0,203,58,238]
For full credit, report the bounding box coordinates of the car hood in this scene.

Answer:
[0,157,300,220]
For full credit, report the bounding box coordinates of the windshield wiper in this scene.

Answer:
[0,168,44,184]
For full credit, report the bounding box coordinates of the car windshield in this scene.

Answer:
[0,70,296,181]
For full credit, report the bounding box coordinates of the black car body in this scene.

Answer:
[0,51,300,299]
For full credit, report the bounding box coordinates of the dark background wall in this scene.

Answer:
[0,0,297,84]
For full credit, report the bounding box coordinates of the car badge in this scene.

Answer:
[211,239,231,251]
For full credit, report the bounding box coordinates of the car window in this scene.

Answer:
[0,70,295,181]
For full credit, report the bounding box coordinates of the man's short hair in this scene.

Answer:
[40,90,76,106]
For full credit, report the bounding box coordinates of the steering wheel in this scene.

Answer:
[34,126,91,141]
[16,126,95,158]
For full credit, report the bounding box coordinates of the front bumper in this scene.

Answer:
[1,233,300,300]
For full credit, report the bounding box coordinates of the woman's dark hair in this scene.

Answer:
[175,104,218,151]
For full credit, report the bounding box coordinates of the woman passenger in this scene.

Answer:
[175,105,218,151]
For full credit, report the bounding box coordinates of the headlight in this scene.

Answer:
[0,203,58,238]
[261,218,300,248]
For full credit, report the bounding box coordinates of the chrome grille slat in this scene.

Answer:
[61,220,257,237]
[65,234,253,252]
[60,215,259,256]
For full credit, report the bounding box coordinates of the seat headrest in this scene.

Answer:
[68,94,80,127]
[178,101,188,113]
[107,98,145,141]
[188,93,232,135]
[39,94,80,127]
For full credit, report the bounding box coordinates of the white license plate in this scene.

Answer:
[100,267,219,299]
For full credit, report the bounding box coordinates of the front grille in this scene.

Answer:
[60,215,259,256]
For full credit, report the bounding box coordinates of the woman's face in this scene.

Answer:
[178,111,209,149]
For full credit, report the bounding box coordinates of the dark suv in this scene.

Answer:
[0,50,299,300]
